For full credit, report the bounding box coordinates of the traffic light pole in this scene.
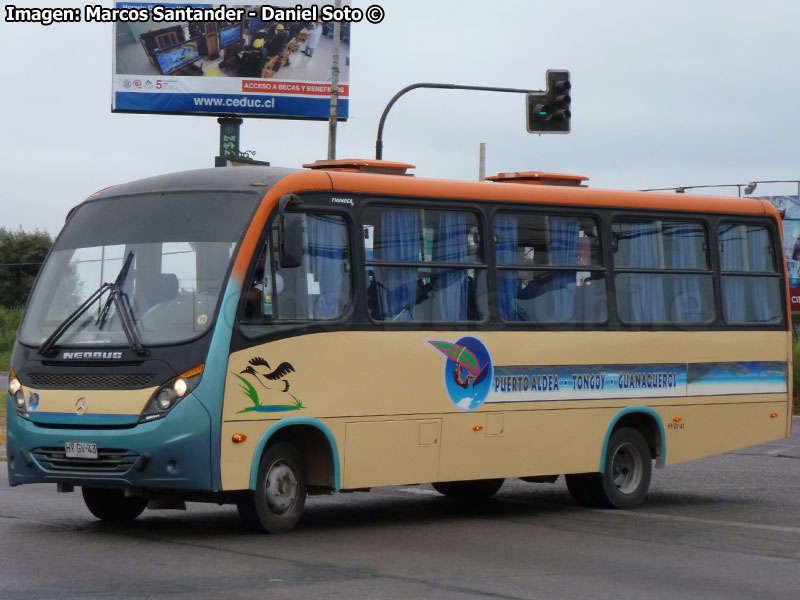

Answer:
[374,83,538,160]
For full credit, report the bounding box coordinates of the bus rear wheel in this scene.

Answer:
[565,427,652,509]
[82,487,147,522]
[432,478,504,500]
[237,442,307,534]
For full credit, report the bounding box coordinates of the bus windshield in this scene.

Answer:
[19,192,258,348]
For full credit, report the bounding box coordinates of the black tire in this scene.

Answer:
[565,472,602,507]
[432,478,504,500]
[566,427,652,509]
[82,487,147,522]
[237,442,307,533]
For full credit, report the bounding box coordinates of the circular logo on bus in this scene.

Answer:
[428,336,493,412]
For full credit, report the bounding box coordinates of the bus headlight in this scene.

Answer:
[140,365,204,423]
[8,374,30,419]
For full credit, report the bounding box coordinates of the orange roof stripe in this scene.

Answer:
[321,171,768,215]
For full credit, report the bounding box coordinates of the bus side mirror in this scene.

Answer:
[277,194,303,268]
[279,212,303,268]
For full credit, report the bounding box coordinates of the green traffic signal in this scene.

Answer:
[526,69,571,134]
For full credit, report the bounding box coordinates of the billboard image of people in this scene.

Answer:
[112,1,351,120]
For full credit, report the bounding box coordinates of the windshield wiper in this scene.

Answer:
[97,252,147,356]
[38,251,148,357]
[96,251,134,330]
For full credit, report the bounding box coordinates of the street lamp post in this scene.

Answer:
[742,180,800,196]
[641,183,749,196]
[642,180,800,197]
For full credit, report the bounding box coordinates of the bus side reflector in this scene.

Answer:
[673,417,682,423]
[232,433,247,443]
[770,413,779,419]
[473,425,484,432]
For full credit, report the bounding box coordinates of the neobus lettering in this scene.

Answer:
[62,351,123,360]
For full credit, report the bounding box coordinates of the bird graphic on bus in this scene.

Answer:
[234,356,304,413]
[240,356,295,392]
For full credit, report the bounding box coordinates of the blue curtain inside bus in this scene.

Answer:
[549,217,580,321]
[307,215,346,319]
[720,224,746,322]
[434,212,468,321]
[747,226,772,322]
[628,222,667,322]
[494,215,518,321]
[671,223,703,322]
[377,209,419,320]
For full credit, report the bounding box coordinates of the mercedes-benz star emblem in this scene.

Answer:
[75,397,88,415]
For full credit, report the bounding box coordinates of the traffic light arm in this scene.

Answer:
[375,82,538,160]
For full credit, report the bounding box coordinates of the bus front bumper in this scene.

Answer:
[6,394,214,491]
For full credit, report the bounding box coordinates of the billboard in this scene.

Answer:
[112,1,350,119]
[761,195,800,312]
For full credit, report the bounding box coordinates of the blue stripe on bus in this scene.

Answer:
[599,406,667,472]
[249,418,341,492]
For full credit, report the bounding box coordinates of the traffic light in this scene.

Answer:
[527,70,571,134]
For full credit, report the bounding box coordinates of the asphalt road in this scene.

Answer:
[2,425,800,600]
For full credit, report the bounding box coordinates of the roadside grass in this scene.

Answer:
[0,306,22,371]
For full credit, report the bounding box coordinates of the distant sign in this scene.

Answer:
[111,1,350,120]
[761,195,800,312]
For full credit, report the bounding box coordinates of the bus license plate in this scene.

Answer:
[65,442,98,459]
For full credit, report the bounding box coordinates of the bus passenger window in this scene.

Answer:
[495,213,606,324]
[613,220,713,325]
[243,213,351,323]
[363,207,486,322]
[718,223,782,324]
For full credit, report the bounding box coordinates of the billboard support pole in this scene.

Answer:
[215,116,243,167]
[328,2,342,160]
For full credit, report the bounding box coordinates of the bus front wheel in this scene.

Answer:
[432,478,504,500]
[565,427,652,510]
[82,487,147,522]
[237,442,307,533]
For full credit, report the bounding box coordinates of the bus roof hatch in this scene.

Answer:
[302,158,415,176]
[486,171,588,186]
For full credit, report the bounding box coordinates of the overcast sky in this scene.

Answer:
[1,0,799,237]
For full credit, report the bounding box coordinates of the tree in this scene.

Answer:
[0,228,52,309]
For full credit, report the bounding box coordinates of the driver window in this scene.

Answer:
[243,213,351,322]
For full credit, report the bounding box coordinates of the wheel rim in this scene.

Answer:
[611,442,643,494]
[265,460,299,515]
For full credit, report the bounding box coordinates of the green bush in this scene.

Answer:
[0,306,22,371]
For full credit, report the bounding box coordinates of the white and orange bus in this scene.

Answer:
[6,159,792,532]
